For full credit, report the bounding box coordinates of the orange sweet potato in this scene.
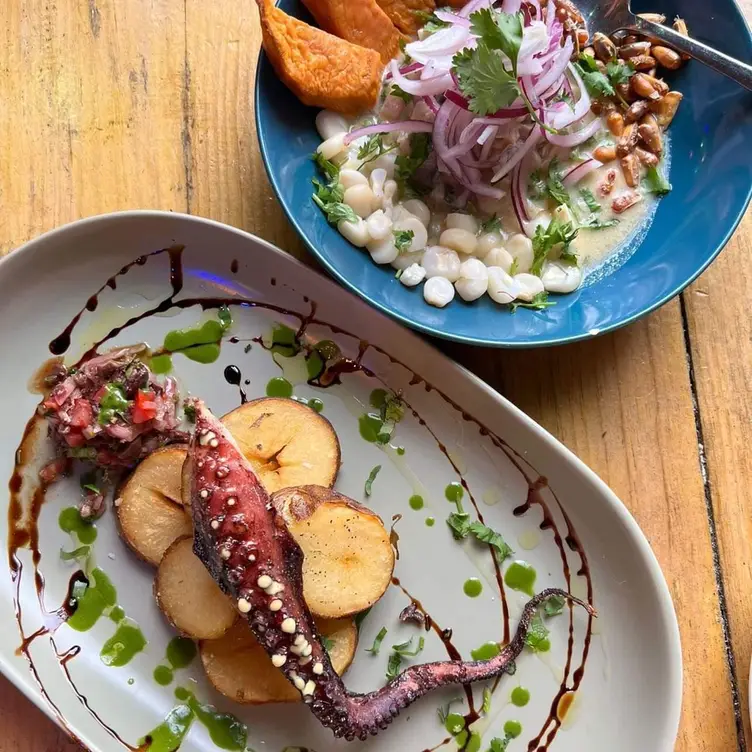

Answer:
[302,0,402,63]
[375,0,436,35]
[256,0,384,116]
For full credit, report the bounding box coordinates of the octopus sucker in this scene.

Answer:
[188,400,595,740]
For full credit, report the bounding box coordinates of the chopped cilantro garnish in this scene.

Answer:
[386,651,402,681]
[446,500,513,562]
[312,151,339,183]
[524,611,550,652]
[510,291,556,312]
[366,626,388,655]
[183,404,197,423]
[479,214,503,234]
[579,187,601,214]
[390,84,412,103]
[575,54,615,99]
[395,133,431,198]
[545,158,572,209]
[581,217,620,230]
[528,169,548,201]
[357,134,396,165]
[645,166,672,195]
[393,229,415,254]
[386,636,425,680]
[531,218,578,276]
[365,465,382,497]
[453,42,519,116]
[312,188,360,225]
[98,383,130,426]
[606,59,635,87]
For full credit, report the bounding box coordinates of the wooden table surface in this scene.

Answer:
[1,1,750,750]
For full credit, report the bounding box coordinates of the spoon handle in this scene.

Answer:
[634,18,752,92]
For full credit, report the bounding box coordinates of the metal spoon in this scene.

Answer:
[578,1,752,91]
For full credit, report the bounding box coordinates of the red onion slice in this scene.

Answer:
[562,158,603,186]
[343,120,434,146]
[544,117,602,147]
[389,61,455,96]
[434,9,471,27]
[492,125,543,182]
[384,61,423,81]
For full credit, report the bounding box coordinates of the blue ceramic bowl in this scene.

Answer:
[256,0,752,347]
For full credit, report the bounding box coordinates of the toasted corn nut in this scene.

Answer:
[593,32,617,61]
[638,12,666,23]
[599,169,617,196]
[652,46,682,70]
[623,34,640,45]
[638,115,663,155]
[612,191,642,214]
[635,147,659,167]
[620,154,640,188]
[616,123,639,157]
[616,82,636,103]
[630,54,657,71]
[649,91,683,128]
[631,73,661,101]
[593,145,617,163]
[644,73,669,95]
[625,99,650,123]
[590,100,605,115]
[618,41,651,59]
[673,16,692,60]
[556,0,584,23]
[607,111,625,137]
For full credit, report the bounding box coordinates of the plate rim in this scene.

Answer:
[254,0,752,348]
[0,209,683,750]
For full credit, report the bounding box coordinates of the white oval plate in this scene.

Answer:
[0,212,681,752]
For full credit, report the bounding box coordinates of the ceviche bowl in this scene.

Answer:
[256,0,752,347]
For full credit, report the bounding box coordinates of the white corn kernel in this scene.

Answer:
[484,247,514,272]
[553,204,574,224]
[476,231,505,259]
[399,263,427,287]
[455,258,489,302]
[339,169,368,190]
[315,110,348,141]
[366,152,397,179]
[541,261,582,293]
[487,267,521,305]
[370,168,388,207]
[393,216,428,253]
[513,273,545,301]
[439,228,478,256]
[507,234,534,273]
[343,184,376,218]
[383,179,398,204]
[402,199,431,227]
[446,213,480,234]
[366,210,393,241]
[317,133,347,161]
[366,235,399,265]
[337,218,371,247]
[391,250,424,271]
[421,246,461,282]
[423,276,455,307]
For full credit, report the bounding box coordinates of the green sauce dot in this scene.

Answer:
[108,606,125,623]
[127,678,135,686]
[511,686,530,707]
[308,398,324,413]
[174,686,190,701]
[444,713,466,736]
[465,732,482,752]
[463,578,483,598]
[425,517,435,527]
[504,720,522,739]
[153,665,174,686]
[470,641,500,661]
[266,377,293,398]
[167,637,197,669]
[150,354,173,374]
[445,482,464,502]
[359,413,386,443]
[537,638,551,653]
[315,339,340,361]
[100,621,147,667]
[395,446,406,456]
[504,561,537,597]
[59,507,97,545]
[408,494,424,511]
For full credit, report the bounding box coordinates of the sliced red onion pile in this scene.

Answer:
[346,0,603,237]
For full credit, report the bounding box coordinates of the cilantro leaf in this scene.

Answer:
[312,151,340,183]
[447,511,472,539]
[393,229,415,254]
[467,521,513,562]
[322,636,335,653]
[183,403,197,423]
[312,176,344,207]
[453,44,520,115]
[364,465,382,497]
[386,652,403,680]
[469,8,523,74]
[543,594,566,617]
[607,59,635,88]
[531,218,578,276]
[510,291,556,312]
[645,166,672,195]
[479,214,503,234]
[390,84,412,103]
[357,134,395,165]
[524,611,550,652]
[528,169,548,201]
[581,217,620,230]
[313,196,360,225]
[546,159,572,209]
[575,55,614,99]
[365,626,388,655]
[395,133,431,197]
[579,188,601,214]
[393,636,425,657]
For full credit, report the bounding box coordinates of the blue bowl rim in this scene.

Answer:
[255,1,752,348]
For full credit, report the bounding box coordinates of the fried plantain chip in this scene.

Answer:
[302,0,402,63]
[375,0,436,35]
[256,0,384,116]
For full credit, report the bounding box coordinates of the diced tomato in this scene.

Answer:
[132,390,158,424]
[69,399,94,428]
[64,431,86,447]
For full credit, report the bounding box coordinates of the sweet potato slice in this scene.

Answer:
[256,0,384,115]
[116,445,192,566]
[375,0,435,35]
[221,398,340,494]
[155,536,237,639]
[302,0,402,63]
[272,486,394,618]
[200,618,357,704]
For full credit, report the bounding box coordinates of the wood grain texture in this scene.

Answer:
[0,0,748,750]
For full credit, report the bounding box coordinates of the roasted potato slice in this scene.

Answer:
[155,536,237,639]
[375,0,435,35]
[116,445,192,565]
[220,398,340,494]
[200,618,357,704]
[272,486,394,618]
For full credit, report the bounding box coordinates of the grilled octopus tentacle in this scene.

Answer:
[188,401,594,741]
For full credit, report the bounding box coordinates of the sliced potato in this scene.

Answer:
[272,485,394,618]
[155,536,237,639]
[200,617,356,704]
[221,398,340,493]
[116,445,192,565]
